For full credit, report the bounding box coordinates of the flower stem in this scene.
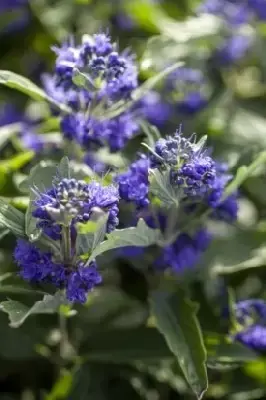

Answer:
[59,311,68,359]
[62,225,72,264]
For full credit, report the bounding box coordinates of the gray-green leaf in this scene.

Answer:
[88,218,161,262]
[77,215,108,256]
[19,160,57,193]
[149,168,180,207]
[0,123,21,150]
[150,290,208,399]
[0,199,25,237]
[223,151,266,200]
[0,292,66,328]
[58,156,71,179]
[0,70,71,113]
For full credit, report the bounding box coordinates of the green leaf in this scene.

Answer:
[149,168,180,207]
[81,327,171,362]
[77,214,108,256]
[0,292,65,328]
[158,14,221,43]
[132,61,184,103]
[0,151,34,171]
[68,160,95,180]
[213,245,266,275]
[0,313,43,360]
[72,68,89,87]
[25,190,42,241]
[223,151,266,200]
[141,35,193,71]
[9,196,29,210]
[0,123,21,150]
[81,326,257,368]
[58,156,71,179]
[19,160,57,193]
[150,290,208,399]
[0,70,71,113]
[230,109,266,147]
[68,365,107,400]
[0,285,45,296]
[140,121,161,148]
[88,218,161,262]
[0,199,25,237]
[0,227,9,241]
[123,0,163,31]
[45,370,73,400]
[205,332,257,365]
[96,61,183,120]
[79,288,148,330]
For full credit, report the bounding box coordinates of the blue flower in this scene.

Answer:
[150,129,216,198]
[0,0,28,10]
[14,240,101,303]
[14,239,65,284]
[116,155,150,208]
[198,0,251,25]
[235,325,266,352]
[53,33,138,100]
[46,32,143,154]
[250,0,266,20]
[233,299,266,352]
[138,91,171,127]
[166,67,208,114]
[0,104,22,125]
[42,73,86,112]
[216,34,251,66]
[199,0,266,23]
[60,103,138,153]
[0,0,29,34]
[155,229,212,273]
[20,129,45,152]
[66,261,102,303]
[33,178,119,235]
[207,162,238,222]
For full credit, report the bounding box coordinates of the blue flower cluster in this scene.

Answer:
[14,240,102,303]
[40,31,173,171]
[155,229,211,273]
[151,132,216,198]
[198,0,257,65]
[117,128,238,216]
[116,127,238,274]
[199,0,266,23]
[207,162,238,221]
[116,155,150,209]
[53,33,138,99]
[33,178,119,238]
[60,111,139,153]
[13,175,119,303]
[138,91,171,127]
[0,0,27,9]
[44,33,144,157]
[166,68,208,114]
[233,299,266,352]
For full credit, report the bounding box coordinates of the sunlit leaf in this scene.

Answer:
[150,290,208,399]
[0,70,71,113]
